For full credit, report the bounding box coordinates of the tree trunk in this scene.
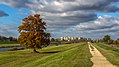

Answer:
[33,48,39,53]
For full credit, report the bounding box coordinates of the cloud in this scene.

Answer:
[75,15,119,31]
[0,0,119,39]
[27,0,119,13]
[97,4,119,12]
[0,10,8,17]
[1,0,119,12]
[25,0,119,33]
[43,11,97,32]
[0,25,18,37]
[63,15,119,39]
[0,0,32,8]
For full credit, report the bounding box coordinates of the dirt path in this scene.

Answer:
[88,42,116,67]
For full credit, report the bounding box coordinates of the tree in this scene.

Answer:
[113,40,118,45]
[51,38,55,42]
[9,37,13,41]
[107,40,113,44]
[18,14,50,53]
[117,38,119,40]
[103,35,111,42]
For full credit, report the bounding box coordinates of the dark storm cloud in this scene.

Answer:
[0,10,8,17]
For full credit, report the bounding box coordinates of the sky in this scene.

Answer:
[0,0,119,39]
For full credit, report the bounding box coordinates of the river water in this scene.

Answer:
[0,44,55,52]
[0,46,24,52]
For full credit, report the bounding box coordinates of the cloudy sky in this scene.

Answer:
[0,0,119,39]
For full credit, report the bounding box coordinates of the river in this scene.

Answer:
[0,46,24,52]
[0,44,55,52]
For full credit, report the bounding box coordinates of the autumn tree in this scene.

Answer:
[18,14,50,53]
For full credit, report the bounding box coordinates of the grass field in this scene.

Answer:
[0,41,18,44]
[0,44,20,48]
[0,43,92,67]
[94,43,119,67]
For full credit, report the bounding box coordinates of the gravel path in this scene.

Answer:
[88,42,116,67]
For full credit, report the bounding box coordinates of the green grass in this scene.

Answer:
[94,43,119,67]
[0,41,18,44]
[0,44,20,48]
[0,43,92,67]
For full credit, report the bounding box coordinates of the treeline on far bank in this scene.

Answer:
[50,35,119,47]
[0,36,18,44]
[94,35,119,47]
[50,37,93,46]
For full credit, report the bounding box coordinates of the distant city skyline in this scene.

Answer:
[0,0,119,39]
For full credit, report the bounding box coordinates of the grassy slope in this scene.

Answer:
[94,43,119,67]
[0,41,18,44]
[24,43,92,67]
[0,43,92,67]
[0,44,20,48]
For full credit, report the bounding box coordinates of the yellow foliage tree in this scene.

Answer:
[18,14,50,53]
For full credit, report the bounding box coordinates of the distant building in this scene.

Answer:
[78,37,81,40]
[60,37,63,41]
[60,36,80,41]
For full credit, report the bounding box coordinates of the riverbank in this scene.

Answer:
[0,44,20,48]
[0,44,55,52]
[0,44,23,52]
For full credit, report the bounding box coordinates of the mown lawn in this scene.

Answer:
[0,43,92,67]
[94,43,119,67]
[0,44,20,48]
